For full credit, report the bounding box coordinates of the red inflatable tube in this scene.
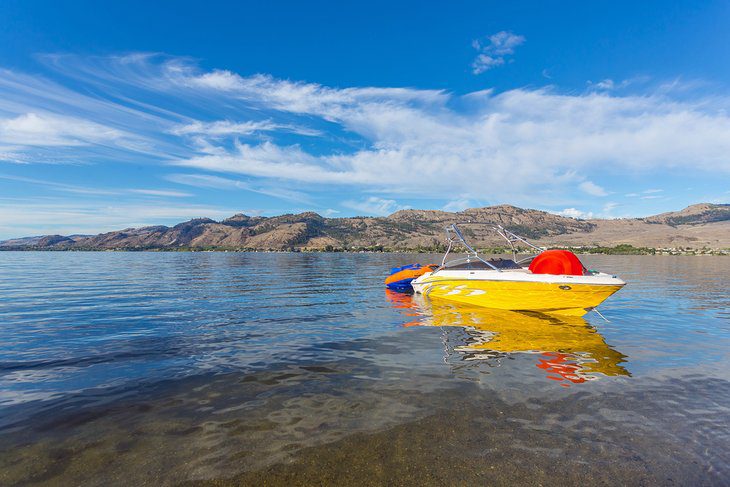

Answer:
[528,250,585,276]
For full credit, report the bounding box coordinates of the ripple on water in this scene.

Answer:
[0,252,728,485]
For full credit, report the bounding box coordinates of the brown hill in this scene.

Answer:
[642,203,730,226]
[1,203,728,251]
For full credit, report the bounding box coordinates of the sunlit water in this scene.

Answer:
[0,252,728,485]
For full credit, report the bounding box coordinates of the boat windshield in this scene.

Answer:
[439,223,545,272]
[444,258,522,270]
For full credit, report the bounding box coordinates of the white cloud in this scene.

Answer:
[472,55,505,73]
[167,82,730,202]
[0,174,191,198]
[189,69,245,91]
[175,141,351,183]
[579,180,609,197]
[639,188,664,200]
[171,67,446,116]
[588,77,646,91]
[556,207,594,219]
[0,66,187,163]
[342,197,408,216]
[594,79,615,90]
[442,199,474,212]
[170,119,320,137]
[471,31,525,74]
[603,202,619,214]
[0,200,241,239]
[129,189,192,197]
[0,173,121,195]
[165,173,244,189]
[4,54,730,213]
[0,112,123,147]
[170,120,279,136]
[165,172,313,204]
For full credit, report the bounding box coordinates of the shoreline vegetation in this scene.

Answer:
[1,244,727,255]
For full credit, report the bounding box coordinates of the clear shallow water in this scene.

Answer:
[0,252,728,485]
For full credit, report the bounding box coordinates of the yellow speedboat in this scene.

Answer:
[412,224,624,316]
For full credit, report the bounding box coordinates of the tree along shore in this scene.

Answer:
[1,243,728,255]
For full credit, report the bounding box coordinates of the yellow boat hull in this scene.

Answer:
[386,291,630,382]
[417,277,623,316]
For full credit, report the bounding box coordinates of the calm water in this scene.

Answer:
[0,252,728,485]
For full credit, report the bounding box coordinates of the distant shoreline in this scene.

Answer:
[2,203,728,253]
[1,245,727,256]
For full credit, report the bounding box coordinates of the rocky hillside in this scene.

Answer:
[642,203,730,226]
[1,203,729,251]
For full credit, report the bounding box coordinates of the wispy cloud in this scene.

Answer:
[165,173,247,189]
[170,119,320,137]
[0,199,242,237]
[442,198,475,212]
[0,174,191,199]
[129,189,192,197]
[587,76,650,91]
[342,197,408,216]
[0,112,123,148]
[0,173,120,195]
[623,188,666,200]
[588,79,626,91]
[2,53,730,229]
[627,188,664,198]
[579,180,609,197]
[165,172,313,204]
[603,202,619,213]
[471,31,525,74]
[166,80,730,202]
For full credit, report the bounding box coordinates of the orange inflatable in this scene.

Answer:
[385,264,437,291]
[528,250,584,276]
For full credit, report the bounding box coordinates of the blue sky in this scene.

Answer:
[1,0,729,238]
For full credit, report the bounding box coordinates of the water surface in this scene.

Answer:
[0,252,728,485]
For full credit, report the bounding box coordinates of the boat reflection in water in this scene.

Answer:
[386,290,629,386]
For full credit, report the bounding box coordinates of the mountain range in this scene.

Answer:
[1,203,729,251]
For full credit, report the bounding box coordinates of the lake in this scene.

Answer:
[0,252,728,485]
